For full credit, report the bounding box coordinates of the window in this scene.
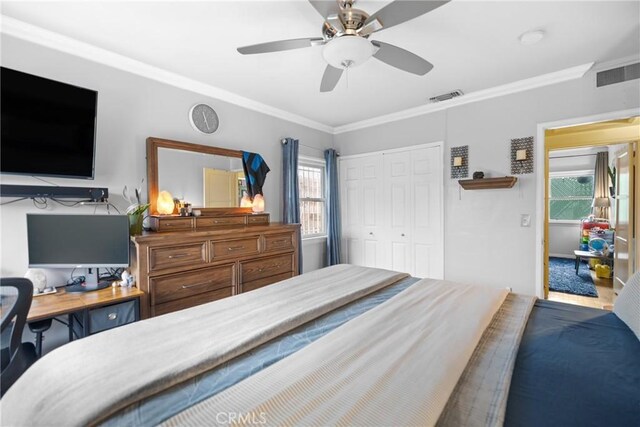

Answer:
[298,160,326,237]
[549,173,594,221]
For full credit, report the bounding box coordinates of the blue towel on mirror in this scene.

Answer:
[242,151,270,198]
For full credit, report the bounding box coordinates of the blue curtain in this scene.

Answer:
[282,138,303,273]
[324,149,341,265]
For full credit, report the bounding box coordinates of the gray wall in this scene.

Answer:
[335,68,639,296]
[0,35,333,286]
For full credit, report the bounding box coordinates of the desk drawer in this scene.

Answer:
[149,242,207,272]
[263,233,294,253]
[196,216,245,228]
[241,253,294,283]
[211,237,260,260]
[88,300,136,334]
[150,264,235,305]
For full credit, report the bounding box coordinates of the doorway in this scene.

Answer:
[541,117,639,309]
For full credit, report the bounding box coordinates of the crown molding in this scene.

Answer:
[0,15,335,134]
[2,15,598,136]
[333,62,594,134]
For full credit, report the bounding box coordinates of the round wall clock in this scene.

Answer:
[189,103,219,134]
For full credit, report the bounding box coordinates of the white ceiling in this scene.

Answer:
[2,1,639,129]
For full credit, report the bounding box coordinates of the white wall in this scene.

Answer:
[335,67,639,296]
[0,35,333,283]
[302,238,327,273]
[549,222,580,258]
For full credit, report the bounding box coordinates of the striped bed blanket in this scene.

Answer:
[2,265,535,426]
[162,279,534,427]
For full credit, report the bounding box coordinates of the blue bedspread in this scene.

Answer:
[505,300,640,427]
[104,276,420,426]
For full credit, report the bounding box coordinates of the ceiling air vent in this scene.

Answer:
[597,63,639,87]
[429,90,464,103]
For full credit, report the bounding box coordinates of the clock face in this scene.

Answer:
[189,104,219,134]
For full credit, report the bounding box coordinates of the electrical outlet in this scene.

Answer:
[521,214,531,227]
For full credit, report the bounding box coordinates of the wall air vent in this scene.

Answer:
[596,62,639,87]
[429,90,464,103]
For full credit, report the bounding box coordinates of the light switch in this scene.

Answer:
[516,149,528,161]
[521,214,531,227]
[453,156,463,167]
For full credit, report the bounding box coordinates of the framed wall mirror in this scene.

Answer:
[147,137,253,216]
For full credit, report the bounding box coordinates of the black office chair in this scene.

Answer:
[1,278,38,397]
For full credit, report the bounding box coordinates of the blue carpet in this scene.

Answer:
[549,257,598,297]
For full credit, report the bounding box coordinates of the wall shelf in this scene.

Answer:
[458,176,518,190]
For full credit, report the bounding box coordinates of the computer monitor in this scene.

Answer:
[27,214,130,291]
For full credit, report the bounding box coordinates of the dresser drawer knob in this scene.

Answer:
[107,313,117,321]
[181,281,212,290]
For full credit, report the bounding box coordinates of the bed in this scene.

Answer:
[2,264,638,426]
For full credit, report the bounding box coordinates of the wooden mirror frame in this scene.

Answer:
[146,137,253,216]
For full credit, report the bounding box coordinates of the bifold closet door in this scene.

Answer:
[383,146,443,279]
[340,145,443,279]
[339,154,385,269]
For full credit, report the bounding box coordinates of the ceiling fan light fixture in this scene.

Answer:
[322,36,375,69]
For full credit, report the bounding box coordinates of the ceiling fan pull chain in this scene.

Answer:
[346,66,349,89]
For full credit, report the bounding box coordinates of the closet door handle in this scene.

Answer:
[369,232,374,235]
[401,233,406,237]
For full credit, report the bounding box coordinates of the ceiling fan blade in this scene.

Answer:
[372,41,433,75]
[238,38,324,55]
[320,64,343,92]
[365,0,450,33]
[308,0,341,19]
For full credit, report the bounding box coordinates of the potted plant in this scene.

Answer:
[124,180,149,236]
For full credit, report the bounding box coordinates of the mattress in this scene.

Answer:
[505,300,640,427]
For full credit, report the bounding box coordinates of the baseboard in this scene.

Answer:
[549,253,575,259]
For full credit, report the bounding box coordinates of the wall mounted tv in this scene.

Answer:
[1,67,98,179]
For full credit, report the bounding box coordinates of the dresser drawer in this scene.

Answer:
[242,271,293,293]
[196,216,246,228]
[241,253,294,283]
[149,242,207,272]
[150,264,235,305]
[211,236,260,260]
[153,286,233,316]
[247,214,269,225]
[154,217,194,232]
[263,233,294,252]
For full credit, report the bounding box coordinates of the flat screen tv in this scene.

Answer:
[1,67,98,179]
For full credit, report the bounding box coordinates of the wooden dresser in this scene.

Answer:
[131,223,300,318]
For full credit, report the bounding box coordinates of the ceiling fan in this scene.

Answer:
[237,0,450,92]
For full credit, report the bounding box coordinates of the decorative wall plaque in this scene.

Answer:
[451,145,468,179]
[510,136,534,174]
